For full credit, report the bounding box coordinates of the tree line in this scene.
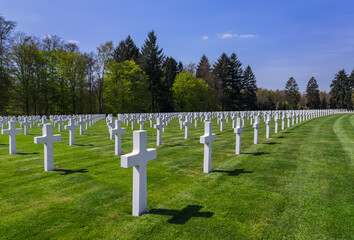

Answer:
[0,15,353,115]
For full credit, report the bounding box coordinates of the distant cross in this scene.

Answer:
[138,115,146,130]
[154,117,164,146]
[64,118,79,145]
[0,117,7,130]
[266,114,271,138]
[57,117,64,132]
[231,114,237,129]
[121,130,157,216]
[200,121,216,173]
[219,114,224,131]
[287,113,291,128]
[131,116,136,130]
[281,112,285,130]
[183,116,191,139]
[148,115,153,128]
[234,118,243,154]
[253,115,260,144]
[274,113,279,133]
[179,115,183,130]
[111,119,126,155]
[77,116,86,135]
[1,120,22,154]
[34,123,61,171]
[194,114,199,128]
[22,117,31,135]
[38,116,47,127]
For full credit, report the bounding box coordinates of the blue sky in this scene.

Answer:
[1,0,354,91]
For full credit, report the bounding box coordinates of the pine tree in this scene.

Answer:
[213,53,230,110]
[160,56,178,112]
[306,77,320,109]
[196,54,212,79]
[140,31,165,112]
[229,53,243,110]
[112,35,139,63]
[242,65,257,110]
[196,54,219,110]
[285,77,300,109]
[330,69,352,109]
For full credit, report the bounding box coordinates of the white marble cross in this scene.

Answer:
[154,117,164,146]
[183,116,191,139]
[2,120,22,154]
[266,114,271,138]
[234,118,243,154]
[138,116,146,130]
[57,117,64,132]
[111,119,126,155]
[219,115,224,131]
[78,116,86,135]
[121,130,157,216]
[282,113,285,130]
[274,113,279,133]
[22,117,30,135]
[253,115,260,144]
[64,118,79,145]
[34,123,61,171]
[200,121,216,173]
[38,116,47,127]
[194,115,199,128]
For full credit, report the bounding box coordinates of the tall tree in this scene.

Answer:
[213,53,230,110]
[330,69,353,109]
[104,60,149,114]
[160,56,178,112]
[306,77,320,109]
[285,77,300,109]
[140,30,164,112]
[172,72,208,112]
[0,65,11,114]
[242,65,257,110]
[0,15,16,67]
[97,41,114,113]
[112,35,139,63]
[229,53,243,110]
[196,54,219,110]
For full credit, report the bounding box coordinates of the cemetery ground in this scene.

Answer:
[0,114,353,240]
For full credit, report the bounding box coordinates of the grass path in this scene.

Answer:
[0,114,353,239]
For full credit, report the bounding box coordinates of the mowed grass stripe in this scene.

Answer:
[0,114,353,239]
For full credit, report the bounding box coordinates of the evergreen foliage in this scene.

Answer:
[306,77,320,109]
[112,35,139,63]
[330,69,353,109]
[140,31,165,112]
[285,77,300,109]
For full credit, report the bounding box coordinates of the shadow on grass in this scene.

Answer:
[275,136,285,139]
[0,143,9,146]
[75,144,94,147]
[262,142,279,145]
[243,152,270,156]
[162,143,183,147]
[147,205,214,224]
[17,152,39,155]
[55,168,89,175]
[212,168,253,176]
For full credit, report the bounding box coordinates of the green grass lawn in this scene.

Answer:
[0,114,353,240]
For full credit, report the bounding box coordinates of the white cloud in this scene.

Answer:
[218,33,237,39]
[68,40,80,44]
[218,33,257,39]
[201,36,209,40]
[239,34,256,38]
